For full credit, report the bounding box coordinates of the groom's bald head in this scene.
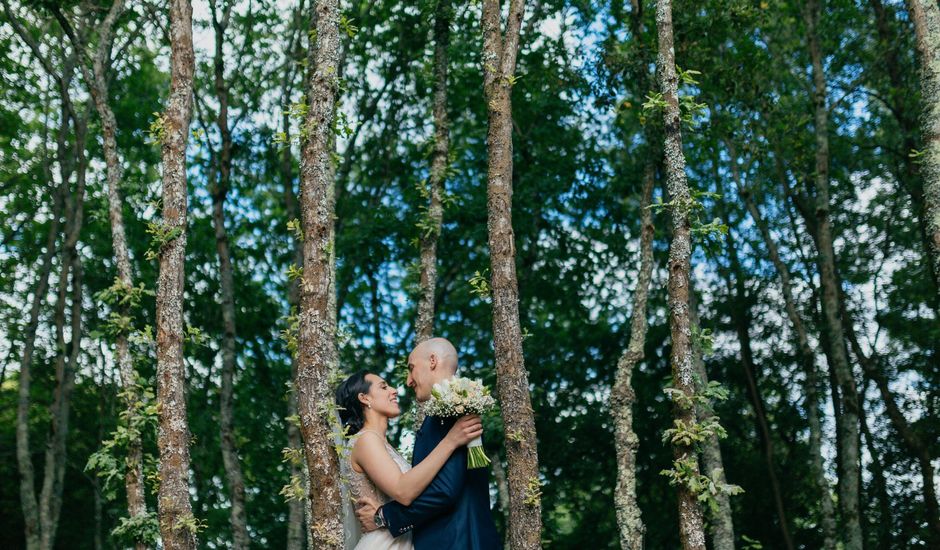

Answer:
[412,337,458,373]
[406,337,458,401]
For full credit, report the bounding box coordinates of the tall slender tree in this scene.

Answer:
[610,4,657,545]
[688,290,735,550]
[732,146,838,550]
[412,0,452,432]
[206,1,250,545]
[611,161,654,550]
[155,0,197,547]
[52,5,150,547]
[2,5,80,548]
[415,0,451,344]
[480,0,543,547]
[906,0,940,304]
[655,0,707,547]
[867,0,939,309]
[799,2,863,546]
[295,0,344,546]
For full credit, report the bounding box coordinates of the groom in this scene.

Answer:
[356,337,502,549]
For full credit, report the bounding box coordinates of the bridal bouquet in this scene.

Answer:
[423,376,496,469]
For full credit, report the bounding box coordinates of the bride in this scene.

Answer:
[334,370,482,550]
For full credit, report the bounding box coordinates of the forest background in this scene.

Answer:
[1,0,938,548]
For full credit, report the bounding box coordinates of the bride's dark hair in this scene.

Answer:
[335,370,373,435]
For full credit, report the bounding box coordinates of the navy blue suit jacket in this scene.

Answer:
[381,416,501,550]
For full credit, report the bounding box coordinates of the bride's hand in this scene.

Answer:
[445,415,483,447]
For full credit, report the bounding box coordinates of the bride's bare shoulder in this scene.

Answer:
[351,430,387,457]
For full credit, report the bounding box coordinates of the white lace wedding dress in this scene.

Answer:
[340,430,414,550]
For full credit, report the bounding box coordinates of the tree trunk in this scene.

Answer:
[93,9,150,545]
[55,3,151,545]
[284,138,307,550]
[869,0,940,313]
[413,0,452,432]
[15,151,65,550]
[610,5,659,547]
[207,2,251,546]
[93,353,108,550]
[480,1,543,547]
[37,99,89,550]
[801,2,863,546]
[3,9,78,547]
[155,1,197,548]
[687,292,734,550]
[415,0,451,345]
[611,161,654,550]
[93,471,103,550]
[296,0,344,546]
[367,267,388,364]
[736,172,837,550]
[36,256,71,550]
[655,0,707,546]
[906,0,940,305]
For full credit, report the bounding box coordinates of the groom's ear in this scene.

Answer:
[428,353,438,371]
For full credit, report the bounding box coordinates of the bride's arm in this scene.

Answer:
[352,416,482,506]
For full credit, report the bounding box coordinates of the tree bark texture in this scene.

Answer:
[480,1,543,548]
[869,0,940,308]
[611,162,654,550]
[801,2,863,547]
[155,1,197,548]
[296,0,344,546]
[907,0,940,305]
[611,6,658,546]
[92,5,149,541]
[656,0,707,547]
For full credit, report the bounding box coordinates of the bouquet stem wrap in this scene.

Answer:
[466,436,490,469]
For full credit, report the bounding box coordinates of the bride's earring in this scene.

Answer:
[367,402,372,409]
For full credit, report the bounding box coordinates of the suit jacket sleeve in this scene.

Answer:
[381,438,467,537]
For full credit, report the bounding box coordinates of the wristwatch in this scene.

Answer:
[374,506,387,529]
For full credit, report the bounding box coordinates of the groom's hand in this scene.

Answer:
[356,496,380,532]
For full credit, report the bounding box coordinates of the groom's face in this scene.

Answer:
[406,351,434,403]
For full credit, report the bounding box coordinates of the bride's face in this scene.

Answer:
[362,374,401,419]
